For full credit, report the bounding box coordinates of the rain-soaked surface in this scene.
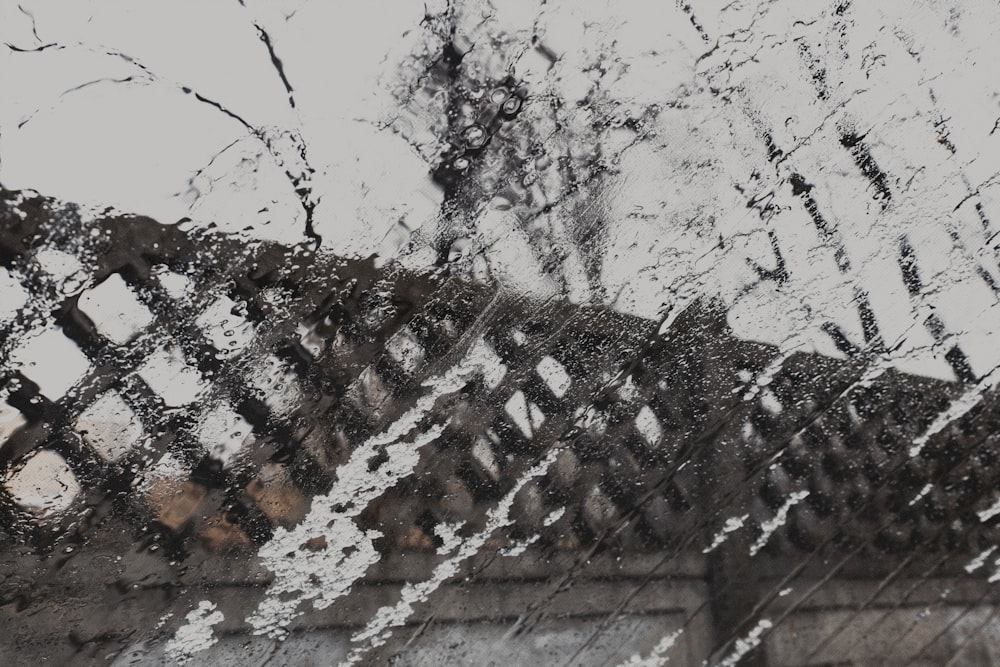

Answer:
[3,1,1000,665]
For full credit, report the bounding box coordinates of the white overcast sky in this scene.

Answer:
[3,0,1000,381]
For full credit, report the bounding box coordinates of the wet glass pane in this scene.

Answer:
[3,1,1000,665]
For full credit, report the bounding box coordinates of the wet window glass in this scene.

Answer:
[3,1,1000,665]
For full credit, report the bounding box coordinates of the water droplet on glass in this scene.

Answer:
[492,195,513,211]
[452,156,470,172]
[490,87,510,104]
[463,124,487,149]
[501,96,522,115]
